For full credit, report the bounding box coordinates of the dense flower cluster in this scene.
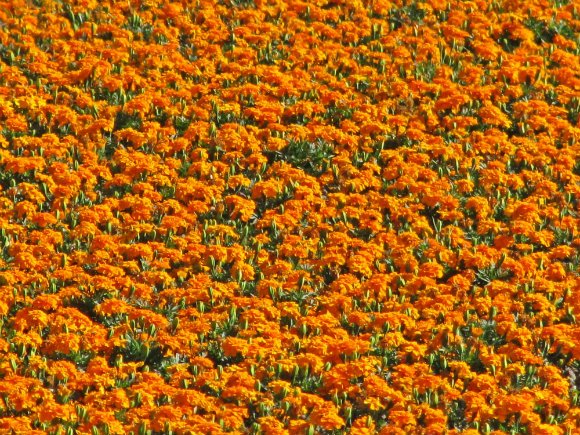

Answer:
[0,0,580,433]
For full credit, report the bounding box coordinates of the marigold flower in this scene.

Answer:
[309,403,345,430]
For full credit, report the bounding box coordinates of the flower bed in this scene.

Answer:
[0,0,579,433]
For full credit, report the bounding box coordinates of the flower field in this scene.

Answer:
[1,0,580,433]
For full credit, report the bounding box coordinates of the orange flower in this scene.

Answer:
[309,403,345,430]
[224,195,256,222]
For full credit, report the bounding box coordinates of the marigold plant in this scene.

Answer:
[0,0,580,434]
